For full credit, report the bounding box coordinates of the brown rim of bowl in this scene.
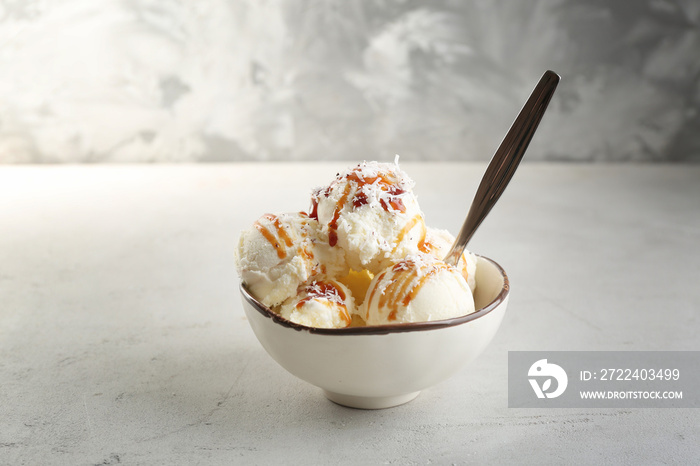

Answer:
[239,255,510,335]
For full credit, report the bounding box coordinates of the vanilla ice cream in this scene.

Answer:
[364,254,475,325]
[235,212,343,307]
[278,278,356,328]
[236,160,480,328]
[310,160,426,275]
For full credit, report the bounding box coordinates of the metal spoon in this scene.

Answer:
[444,70,560,266]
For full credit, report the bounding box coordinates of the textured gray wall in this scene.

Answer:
[0,0,698,163]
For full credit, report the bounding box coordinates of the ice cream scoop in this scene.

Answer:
[310,160,427,275]
[235,212,314,307]
[364,254,475,325]
[278,278,356,329]
[235,212,344,307]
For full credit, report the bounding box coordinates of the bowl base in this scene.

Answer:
[324,390,420,409]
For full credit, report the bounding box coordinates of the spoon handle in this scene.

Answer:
[444,70,560,266]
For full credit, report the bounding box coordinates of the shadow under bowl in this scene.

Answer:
[240,255,510,409]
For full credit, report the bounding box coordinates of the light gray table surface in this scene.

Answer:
[1,163,699,465]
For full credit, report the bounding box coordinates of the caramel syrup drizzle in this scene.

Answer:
[410,233,471,284]
[391,214,429,256]
[368,258,450,321]
[254,214,295,259]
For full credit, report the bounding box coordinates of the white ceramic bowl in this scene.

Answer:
[240,255,509,409]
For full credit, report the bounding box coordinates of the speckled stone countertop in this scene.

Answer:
[1,163,698,464]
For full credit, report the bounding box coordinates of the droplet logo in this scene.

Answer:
[528,359,568,399]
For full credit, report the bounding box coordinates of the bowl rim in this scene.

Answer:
[240,254,510,336]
